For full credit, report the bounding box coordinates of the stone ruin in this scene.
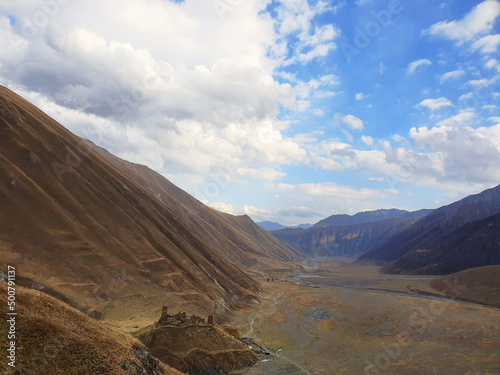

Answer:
[157,306,215,326]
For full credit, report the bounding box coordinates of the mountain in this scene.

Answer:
[359,184,500,274]
[256,221,311,231]
[0,85,299,325]
[0,283,182,374]
[271,210,431,257]
[296,223,312,229]
[256,221,286,231]
[313,208,409,227]
[382,213,500,275]
[431,265,500,308]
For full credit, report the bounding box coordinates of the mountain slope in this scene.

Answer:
[313,208,409,227]
[0,282,182,375]
[431,265,500,308]
[271,210,431,257]
[87,142,300,264]
[0,86,297,324]
[383,213,500,274]
[359,184,500,273]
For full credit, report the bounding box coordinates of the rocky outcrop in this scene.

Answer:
[138,308,258,375]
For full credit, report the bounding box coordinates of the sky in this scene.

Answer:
[1,0,500,226]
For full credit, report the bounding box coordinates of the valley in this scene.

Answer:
[1,85,499,374]
[228,260,500,375]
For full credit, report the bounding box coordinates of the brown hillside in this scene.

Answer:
[0,282,182,375]
[0,85,296,324]
[136,310,257,374]
[431,265,500,308]
[87,142,301,265]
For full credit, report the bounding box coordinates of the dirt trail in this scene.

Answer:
[249,290,284,336]
[231,268,500,375]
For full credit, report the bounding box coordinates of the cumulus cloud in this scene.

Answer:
[424,1,500,42]
[342,114,364,130]
[0,0,316,191]
[410,124,500,183]
[274,0,340,65]
[436,111,476,127]
[407,59,432,74]
[418,97,453,110]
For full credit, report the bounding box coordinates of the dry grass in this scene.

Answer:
[136,321,257,373]
[229,268,500,375]
[0,283,182,374]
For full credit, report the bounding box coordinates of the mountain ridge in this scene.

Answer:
[313,208,409,228]
[0,85,298,326]
[359,184,500,274]
[271,209,432,257]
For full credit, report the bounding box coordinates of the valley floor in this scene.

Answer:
[229,260,500,375]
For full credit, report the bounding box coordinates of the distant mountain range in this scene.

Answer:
[271,209,431,257]
[313,208,410,227]
[360,184,500,274]
[256,221,311,231]
[271,187,500,275]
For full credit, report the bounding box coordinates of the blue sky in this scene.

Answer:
[1,0,500,225]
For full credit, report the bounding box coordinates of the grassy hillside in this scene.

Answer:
[0,282,182,374]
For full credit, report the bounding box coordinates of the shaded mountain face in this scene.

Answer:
[271,210,431,257]
[0,86,299,322]
[313,208,409,228]
[382,213,500,275]
[359,184,500,274]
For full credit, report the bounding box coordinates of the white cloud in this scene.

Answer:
[208,201,234,214]
[278,182,397,199]
[407,59,432,74]
[489,116,500,123]
[294,74,339,99]
[361,135,374,146]
[0,17,29,66]
[440,69,465,83]
[436,110,476,127]
[418,97,453,110]
[409,124,500,183]
[471,34,500,53]
[458,92,474,101]
[485,58,500,71]
[242,204,322,226]
[274,0,339,65]
[342,114,364,130]
[0,0,320,191]
[355,92,366,100]
[424,1,500,42]
[468,77,497,86]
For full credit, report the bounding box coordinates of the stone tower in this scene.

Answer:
[160,306,168,321]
